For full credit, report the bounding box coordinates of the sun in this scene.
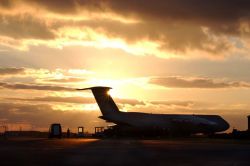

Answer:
[107,89,115,96]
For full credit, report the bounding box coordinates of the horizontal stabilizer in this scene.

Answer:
[76,86,112,91]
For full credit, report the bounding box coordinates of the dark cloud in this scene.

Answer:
[43,0,250,53]
[0,0,250,55]
[7,96,145,106]
[28,0,78,14]
[25,0,250,33]
[0,82,74,91]
[0,14,55,39]
[0,67,25,75]
[0,0,12,8]
[106,0,250,24]
[149,76,250,88]
[12,0,249,23]
[23,0,106,14]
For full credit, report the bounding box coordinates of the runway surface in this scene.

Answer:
[0,138,250,166]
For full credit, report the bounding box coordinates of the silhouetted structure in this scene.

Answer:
[211,115,250,139]
[0,124,8,139]
[248,115,250,132]
[77,126,84,137]
[67,128,70,138]
[49,123,62,138]
[94,127,104,137]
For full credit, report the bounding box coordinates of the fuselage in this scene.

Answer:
[101,111,229,134]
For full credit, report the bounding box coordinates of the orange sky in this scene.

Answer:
[0,0,250,132]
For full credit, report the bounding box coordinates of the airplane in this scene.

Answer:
[77,86,230,136]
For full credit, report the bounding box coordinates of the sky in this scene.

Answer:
[0,0,250,132]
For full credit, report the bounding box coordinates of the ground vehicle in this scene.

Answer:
[49,123,62,138]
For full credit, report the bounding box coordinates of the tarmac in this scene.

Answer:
[0,138,250,166]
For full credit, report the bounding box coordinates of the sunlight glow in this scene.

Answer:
[52,104,99,111]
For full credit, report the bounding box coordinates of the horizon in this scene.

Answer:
[1,0,250,132]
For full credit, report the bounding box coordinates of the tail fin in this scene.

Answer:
[77,86,120,117]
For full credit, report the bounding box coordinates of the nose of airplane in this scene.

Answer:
[216,119,230,132]
[222,119,230,131]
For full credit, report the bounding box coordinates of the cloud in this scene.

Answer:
[7,0,249,25]
[0,102,106,131]
[0,0,249,58]
[0,0,11,8]
[0,67,25,75]
[46,77,86,83]
[115,98,145,106]
[150,101,194,107]
[7,96,145,106]
[105,0,250,25]
[0,14,55,40]
[10,96,94,104]
[0,82,75,91]
[149,76,250,88]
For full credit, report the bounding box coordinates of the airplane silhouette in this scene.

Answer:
[78,86,229,136]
